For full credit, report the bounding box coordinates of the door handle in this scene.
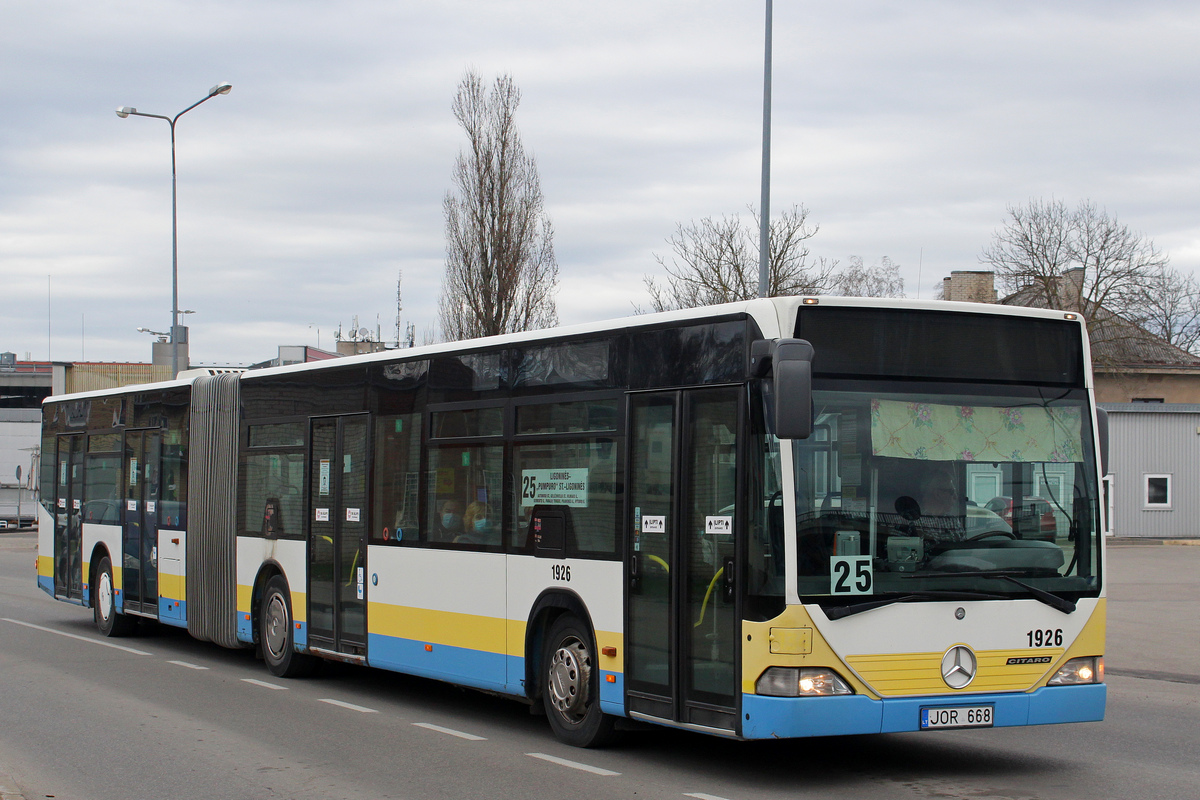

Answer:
[722,556,735,603]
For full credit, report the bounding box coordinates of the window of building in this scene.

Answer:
[1144,474,1172,509]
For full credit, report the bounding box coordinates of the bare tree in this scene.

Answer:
[834,255,905,298]
[643,204,840,312]
[1133,266,1200,354]
[980,199,1167,324]
[439,71,558,341]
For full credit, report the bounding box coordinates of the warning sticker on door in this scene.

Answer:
[642,515,666,534]
[346,508,360,522]
[315,508,330,522]
[706,515,733,535]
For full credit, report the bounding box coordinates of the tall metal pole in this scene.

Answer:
[757,0,774,299]
[116,82,231,378]
[169,119,180,379]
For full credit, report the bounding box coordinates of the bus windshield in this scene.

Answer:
[793,384,1102,608]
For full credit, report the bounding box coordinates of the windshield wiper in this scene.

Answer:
[910,570,1077,614]
[822,590,1008,620]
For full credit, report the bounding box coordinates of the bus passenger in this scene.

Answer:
[460,501,498,545]
[433,500,464,542]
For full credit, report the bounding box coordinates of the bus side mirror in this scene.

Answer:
[772,338,814,439]
[1096,407,1109,476]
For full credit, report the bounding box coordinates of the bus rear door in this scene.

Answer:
[308,415,369,658]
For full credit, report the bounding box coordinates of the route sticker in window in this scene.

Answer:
[706,515,733,535]
[830,555,873,595]
[642,515,666,534]
[520,468,589,508]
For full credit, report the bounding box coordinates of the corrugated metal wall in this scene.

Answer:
[65,364,172,393]
[1107,409,1200,538]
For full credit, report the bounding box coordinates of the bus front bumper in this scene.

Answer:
[741,684,1106,739]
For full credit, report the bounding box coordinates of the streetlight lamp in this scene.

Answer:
[117,82,232,378]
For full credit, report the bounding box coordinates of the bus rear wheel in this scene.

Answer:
[542,615,617,747]
[94,555,135,637]
[260,575,315,678]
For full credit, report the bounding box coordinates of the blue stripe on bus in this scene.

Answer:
[367,633,512,695]
[742,684,1106,739]
[237,613,254,644]
[157,598,188,628]
[38,576,54,596]
[294,620,307,650]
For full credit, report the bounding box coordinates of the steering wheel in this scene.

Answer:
[965,529,1017,541]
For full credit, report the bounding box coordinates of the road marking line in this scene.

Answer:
[2,617,152,656]
[412,722,486,740]
[685,794,733,800]
[242,678,287,690]
[526,753,620,776]
[168,660,209,670]
[319,698,379,713]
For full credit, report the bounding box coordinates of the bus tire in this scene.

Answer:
[542,614,617,747]
[260,575,315,678]
[94,555,135,637]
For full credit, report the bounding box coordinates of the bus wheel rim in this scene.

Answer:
[98,570,113,621]
[264,593,289,660]
[548,638,590,720]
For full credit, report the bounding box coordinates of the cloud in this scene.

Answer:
[2,1,1199,363]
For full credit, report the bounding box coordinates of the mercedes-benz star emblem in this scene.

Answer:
[941,645,978,689]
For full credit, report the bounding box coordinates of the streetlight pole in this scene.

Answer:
[117,82,232,378]
[757,0,773,299]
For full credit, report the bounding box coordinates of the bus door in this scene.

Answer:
[53,434,84,601]
[122,429,161,615]
[626,387,741,732]
[308,415,369,656]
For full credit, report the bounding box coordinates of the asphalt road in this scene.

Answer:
[0,532,1196,800]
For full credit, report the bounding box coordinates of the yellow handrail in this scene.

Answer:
[693,567,725,628]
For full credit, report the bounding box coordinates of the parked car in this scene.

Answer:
[983,496,1058,540]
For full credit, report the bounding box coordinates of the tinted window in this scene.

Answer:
[373,413,421,544]
[248,422,305,448]
[426,444,503,549]
[516,399,618,435]
[797,307,1085,386]
[431,407,503,438]
[239,452,306,538]
[429,352,504,402]
[512,340,614,390]
[512,437,620,557]
[628,320,746,389]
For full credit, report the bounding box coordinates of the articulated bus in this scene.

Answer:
[37,297,1107,746]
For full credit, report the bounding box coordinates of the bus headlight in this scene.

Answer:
[756,667,853,696]
[1047,656,1104,685]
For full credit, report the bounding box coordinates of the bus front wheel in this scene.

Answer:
[542,614,617,747]
[260,575,315,678]
[94,555,135,637]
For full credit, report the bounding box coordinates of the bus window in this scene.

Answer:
[512,437,619,556]
[373,413,421,544]
[239,452,305,538]
[426,444,503,548]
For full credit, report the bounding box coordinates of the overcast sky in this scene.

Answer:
[3,1,1198,366]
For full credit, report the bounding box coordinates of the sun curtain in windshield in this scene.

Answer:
[793,385,1101,605]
